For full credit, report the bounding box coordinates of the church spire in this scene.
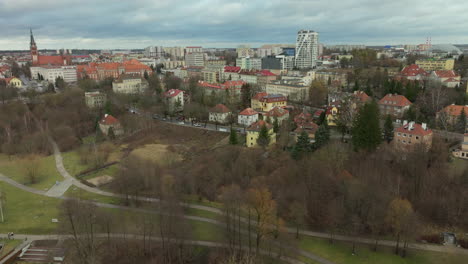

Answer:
[30,28,36,46]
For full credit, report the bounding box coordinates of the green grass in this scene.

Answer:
[299,236,466,264]
[0,239,22,258]
[63,187,121,204]
[61,151,89,176]
[0,154,62,191]
[0,182,60,234]
[185,207,221,221]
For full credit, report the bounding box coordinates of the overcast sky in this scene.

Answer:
[1,0,467,50]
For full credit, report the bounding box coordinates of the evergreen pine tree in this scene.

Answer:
[314,123,330,149]
[352,101,382,151]
[383,115,394,143]
[108,127,116,140]
[291,131,311,160]
[229,129,238,145]
[456,108,467,133]
[240,84,251,109]
[273,117,279,133]
[257,124,271,148]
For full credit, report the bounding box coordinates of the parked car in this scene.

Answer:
[152,114,159,119]
[218,127,228,132]
[178,121,185,125]
[194,123,202,127]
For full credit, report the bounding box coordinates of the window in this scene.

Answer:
[416,136,419,140]
[403,140,406,143]
[403,134,406,137]
[398,133,401,136]
[409,135,412,138]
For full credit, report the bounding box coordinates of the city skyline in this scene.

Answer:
[1,0,468,50]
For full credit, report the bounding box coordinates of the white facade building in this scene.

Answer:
[238,108,259,127]
[30,66,77,83]
[163,47,185,59]
[236,57,262,70]
[185,52,205,67]
[144,46,164,58]
[295,30,319,69]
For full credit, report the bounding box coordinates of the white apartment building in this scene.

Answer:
[266,81,309,102]
[295,30,319,69]
[144,46,164,58]
[185,46,203,53]
[236,45,254,58]
[185,52,205,67]
[236,57,262,70]
[30,66,77,83]
[112,74,149,94]
[163,47,185,59]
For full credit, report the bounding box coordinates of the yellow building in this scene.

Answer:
[246,120,276,148]
[415,58,454,71]
[251,92,287,112]
[4,77,22,88]
[326,106,339,126]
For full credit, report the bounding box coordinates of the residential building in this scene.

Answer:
[314,70,348,87]
[415,58,455,71]
[1,77,22,88]
[437,104,468,126]
[85,91,107,108]
[185,46,203,53]
[162,60,185,69]
[164,89,184,113]
[251,92,287,112]
[236,57,262,70]
[205,60,227,66]
[394,121,433,151]
[266,81,309,102]
[236,45,254,58]
[399,64,428,81]
[261,56,282,70]
[294,120,318,142]
[31,66,77,83]
[202,69,219,83]
[238,70,277,87]
[164,47,185,59]
[430,70,461,88]
[264,106,289,125]
[185,52,205,67]
[221,66,241,81]
[246,120,276,148]
[76,59,151,81]
[238,108,259,127]
[325,44,366,52]
[378,94,412,119]
[295,30,319,69]
[144,46,164,58]
[452,134,468,159]
[99,114,124,136]
[112,74,149,94]
[209,104,231,124]
[325,106,339,126]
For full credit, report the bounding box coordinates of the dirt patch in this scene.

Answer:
[129,144,182,166]
[87,175,114,186]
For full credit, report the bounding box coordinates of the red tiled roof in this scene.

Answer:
[441,104,468,116]
[395,122,432,136]
[353,91,371,103]
[295,121,319,134]
[224,66,241,73]
[294,112,313,126]
[313,109,324,117]
[259,94,287,103]
[100,114,119,125]
[265,106,289,117]
[210,104,230,113]
[164,89,183,98]
[252,92,268,100]
[326,106,338,115]
[434,70,457,78]
[37,55,71,66]
[401,64,428,77]
[378,94,412,107]
[444,77,459,83]
[239,108,258,116]
[247,120,272,131]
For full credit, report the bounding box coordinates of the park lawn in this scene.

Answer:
[0,239,22,258]
[299,236,466,264]
[0,182,60,234]
[61,151,88,176]
[63,187,121,204]
[0,154,62,191]
[185,207,222,221]
[80,164,119,181]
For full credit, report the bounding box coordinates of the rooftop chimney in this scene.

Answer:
[422,123,427,130]
[409,121,415,130]
[403,120,408,126]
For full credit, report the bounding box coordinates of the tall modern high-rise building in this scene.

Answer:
[295,30,319,69]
